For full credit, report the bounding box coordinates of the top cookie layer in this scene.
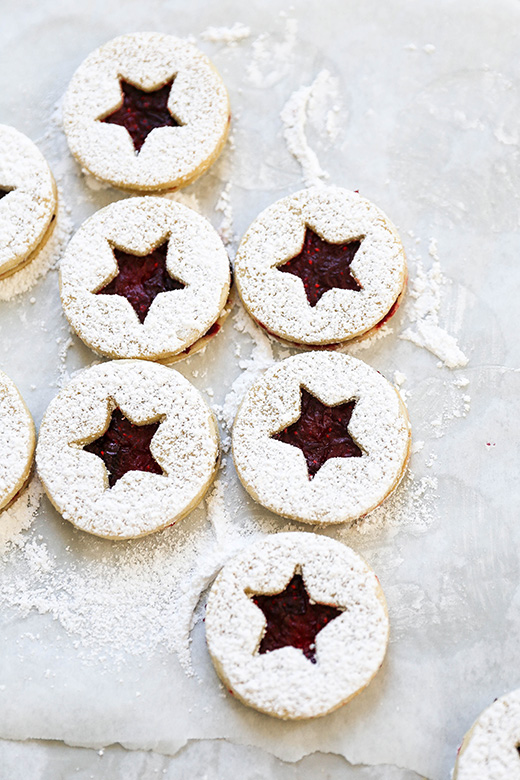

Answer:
[235,187,406,345]
[63,32,230,192]
[0,125,57,278]
[232,351,411,524]
[59,197,230,361]
[205,532,389,720]
[36,360,219,539]
[455,689,520,780]
[0,370,36,511]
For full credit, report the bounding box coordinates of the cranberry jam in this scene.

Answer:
[101,79,182,153]
[278,228,362,307]
[97,241,185,324]
[272,388,363,478]
[84,408,163,487]
[252,573,343,663]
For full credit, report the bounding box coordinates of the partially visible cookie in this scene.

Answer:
[205,532,389,720]
[0,370,35,511]
[232,351,411,525]
[59,197,231,363]
[36,360,220,539]
[0,125,57,279]
[63,32,230,192]
[454,689,520,779]
[235,187,406,347]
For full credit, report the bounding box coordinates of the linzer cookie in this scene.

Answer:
[0,125,57,280]
[59,197,230,363]
[232,352,411,524]
[235,187,406,347]
[205,532,389,720]
[36,360,219,539]
[62,32,230,192]
[0,370,35,511]
[454,689,520,779]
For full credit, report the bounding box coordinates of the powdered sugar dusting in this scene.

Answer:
[281,73,331,187]
[247,15,298,88]
[400,238,469,368]
[201,23,251,46]
[0,476,42,554]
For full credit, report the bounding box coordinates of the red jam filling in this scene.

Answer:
[278,227,362,307]
[272,388,363,479]
[181,321,221,355]
[252,573,343,663]
[84,407,163,488]
[96,240,185,324]
[100,79,182,153]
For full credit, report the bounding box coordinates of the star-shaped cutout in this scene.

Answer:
[278,227,363,307]
[99,78,183,153]
[0,187,13,200]
[271,387,363,479]
[251,572,343,663]
[96,239,185,324]
[83,407,164,488]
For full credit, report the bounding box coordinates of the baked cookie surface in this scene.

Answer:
[0,125,57,279]
[36,359,219,539]
[235,186,406,346]
[454,689,520,780]
[0,370,36,511]
[232,351,411,524]
[63,32,230,192]
[205,532,389,720]
[59,197,230,362]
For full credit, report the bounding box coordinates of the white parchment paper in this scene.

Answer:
[1,1,519,778]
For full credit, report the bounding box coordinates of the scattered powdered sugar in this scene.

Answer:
[247,15,298,88]
[0,195,72,301]
[213,305,275,448]
[215,182,234,246]
[400,238,469,369]
[281,74,330,187]
[0,476,43,555]
[345,470,438,539]
[200,23,251,46]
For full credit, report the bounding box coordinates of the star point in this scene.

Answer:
[100,78,183,153]
[96,239,185,324]
[83,407,163,488]
[0,187,13,200]
[278,227,363,307]
[271,387,363,479]
[251,572,343,663]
